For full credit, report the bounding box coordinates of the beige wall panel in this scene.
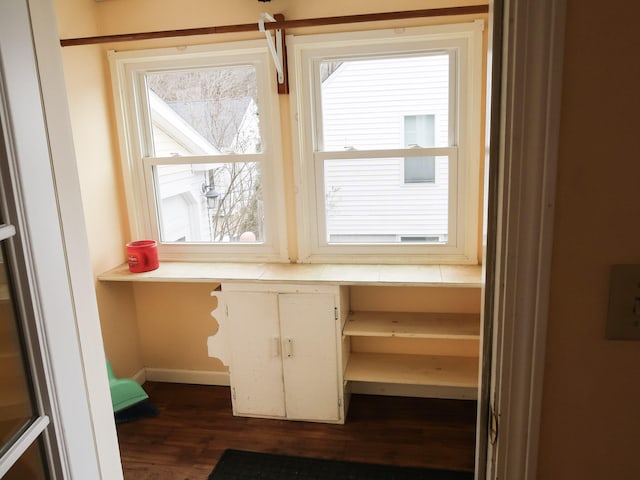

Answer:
[91,0,488,39]
[538,1,640,478]
[54,0,99,38]
[96,283,142,379]
[133,283,225,372]
[59,44,143,378]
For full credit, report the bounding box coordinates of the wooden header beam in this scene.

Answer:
[59,5,489,47]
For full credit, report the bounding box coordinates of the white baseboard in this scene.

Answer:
[131,371,474,400]
[349,381,477,400]
[142,368,230,386]
[131,368,146,385]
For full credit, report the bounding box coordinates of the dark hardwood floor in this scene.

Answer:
[116,382,477,480]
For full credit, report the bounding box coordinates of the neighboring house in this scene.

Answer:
[321,55,450,243]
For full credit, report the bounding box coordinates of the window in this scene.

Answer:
[290,22,483,264]
[110,41,287,262]
[404,115,435,184]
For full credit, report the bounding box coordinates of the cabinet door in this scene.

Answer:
[226,292,285,418]
[279,293,340,422]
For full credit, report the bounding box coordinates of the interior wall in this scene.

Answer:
[132,282,223,372]
[54,0,487,380]
[538,1,640,478]
[56,1,142,378]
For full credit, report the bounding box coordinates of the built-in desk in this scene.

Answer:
[99,262,483,423]
[99,261,482,287]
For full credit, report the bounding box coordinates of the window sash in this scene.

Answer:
[143,65,262,158]
[312,149,459,254]
[311,50,457,153]
[142,155,267,246]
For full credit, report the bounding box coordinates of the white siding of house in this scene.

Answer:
[320,54,450,240]
[324,157,449,238]
[154,163,206,242]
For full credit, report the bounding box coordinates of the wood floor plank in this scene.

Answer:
[116,382,477,480]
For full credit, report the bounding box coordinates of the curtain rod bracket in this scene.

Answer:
[259,12,284,85]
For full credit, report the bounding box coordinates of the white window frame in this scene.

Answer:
[289,22,483,264]
[110,40,288,262]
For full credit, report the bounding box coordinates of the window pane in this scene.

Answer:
[146,66,261,157]
[154,163,263,244]
[404,156,435,183]
[404,114,435,183]
[320,54,449,151]
[323,157,449,244]
[3,439,48,480]
[0,245,39,456]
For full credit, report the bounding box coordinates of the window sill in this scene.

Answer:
[97,262,483,288]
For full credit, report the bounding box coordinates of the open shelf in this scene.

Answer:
[344,311,480,339]
[344,352,479,388]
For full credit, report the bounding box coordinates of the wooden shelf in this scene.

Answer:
[344,311,480,339]
[344,352,478,389]
[98,262,483,287]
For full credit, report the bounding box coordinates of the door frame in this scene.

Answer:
[482,0,566,478]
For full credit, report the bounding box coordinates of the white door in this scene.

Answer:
[279,293,340,422]
[0,0,108,477]
[226,291,286,418]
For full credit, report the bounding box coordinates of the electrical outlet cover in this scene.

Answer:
[606,264,640,340]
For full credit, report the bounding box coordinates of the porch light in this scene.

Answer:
[203,186,220,212]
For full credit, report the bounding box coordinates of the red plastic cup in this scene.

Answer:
[126,240,159,273]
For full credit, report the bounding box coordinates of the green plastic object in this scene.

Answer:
[106,360,149,413]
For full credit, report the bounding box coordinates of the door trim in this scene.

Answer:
[484,0,567,478]
[29,0,124,474]
[0,0,122,478]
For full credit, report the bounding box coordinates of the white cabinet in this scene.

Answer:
[210,283,347,424]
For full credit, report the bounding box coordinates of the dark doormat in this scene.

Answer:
[209,449,473,480]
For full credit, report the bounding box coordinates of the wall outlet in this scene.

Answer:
[606,264,640,340]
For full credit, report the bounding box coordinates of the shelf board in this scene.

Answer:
[98,262,483,287]
[344,311,480,339]
[344,352,479,388]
